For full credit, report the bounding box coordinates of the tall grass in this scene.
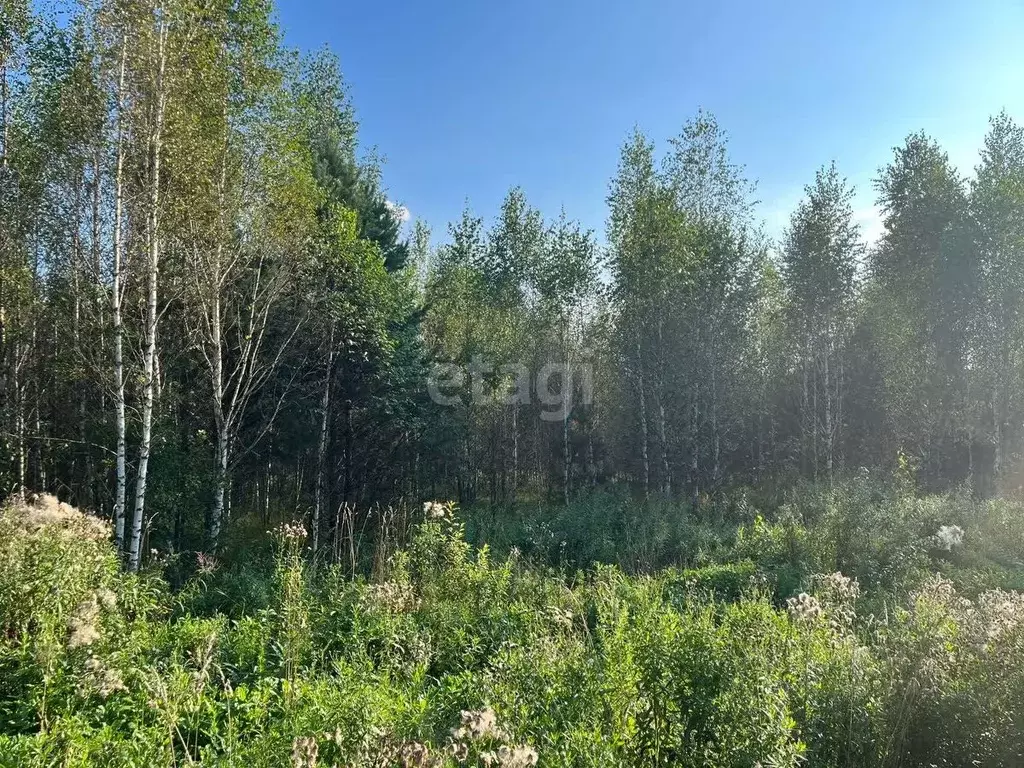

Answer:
[2,481,1024,766]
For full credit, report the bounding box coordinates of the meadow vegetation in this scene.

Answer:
[4,477,1024,767]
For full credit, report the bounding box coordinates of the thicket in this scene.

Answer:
[4,0,1024,573]
[3,478,1024,767]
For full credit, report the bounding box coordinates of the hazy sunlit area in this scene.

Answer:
[1,1,1023,765]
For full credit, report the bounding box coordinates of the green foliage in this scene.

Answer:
[5,484,1024,766]
[5,3,1024,764]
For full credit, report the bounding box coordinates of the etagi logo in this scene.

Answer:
[427,356,593,422]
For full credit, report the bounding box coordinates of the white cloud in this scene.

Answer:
[385,200,410,224]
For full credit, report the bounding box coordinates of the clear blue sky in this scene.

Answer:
[276,0,1024,246]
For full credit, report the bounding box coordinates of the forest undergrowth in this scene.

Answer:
[3,476,1024,767]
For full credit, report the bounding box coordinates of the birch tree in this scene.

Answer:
[871,133,978,485]
[184,1,318,550]
[781,163,861,482]
[972,113,1024,486]
[607,130,659,496]
[128,2,168,571]
[536,213,598,503]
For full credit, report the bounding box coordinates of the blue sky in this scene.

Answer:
[276,0,1024,247]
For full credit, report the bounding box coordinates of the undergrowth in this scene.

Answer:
[2,481,1024,766]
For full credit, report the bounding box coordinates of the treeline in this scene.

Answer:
[2,0,1024,566]
[423,113,1024,507]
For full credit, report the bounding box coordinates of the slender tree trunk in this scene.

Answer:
[87,145,104,509]
[490,421,498,506]
[313,321,336,556]
[710,322,720,487]
[756,376,766,482]
[563,325,571,506]
[511,404,518,502]
[210,416,228,547]
[129,16,167,572]
[993,389,1003,479]
[343,397,353,505]
[824,345,833,485]
[1,58,8,169]
[264,460,271,523]
[535,417,541,497]
[0,60,7,436]
[587,414,596,487]
[111,37,128,551]
[14,341,25,501]
[208,251,227,549]
[0,58,9,462]
[656,319,670,496]
[994,335,1010,483]
[635,331,650,498]
[0,300,6,471]
[207,96,232,550]
[812,347,819,481]
[711,373,720,486]
[690,397,699,508]
[801,335,810,476]
[33,324,43,490]
[72,170,86,503]
[837,354,844,475]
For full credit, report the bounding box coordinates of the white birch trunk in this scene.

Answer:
[112,36,128,551]
[636,331,650,498]
[313,321,336,556]
[824,343,833,485]
[656,318,670,496]
[129,15,167,572]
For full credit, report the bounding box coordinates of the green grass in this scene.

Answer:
[3,480,1024,766]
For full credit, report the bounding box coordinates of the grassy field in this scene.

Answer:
[3,479,1024,767]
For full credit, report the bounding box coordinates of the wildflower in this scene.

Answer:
[12,493,110,542]
[97,666,126,697]
[911,575,975,635]
[399,741,432,767]
[547,606,573,629]
[196,552,219,574]
[936,524,965,551]
[325,727,343,747]
[449,741,469,762]
[68,597,102,649]
[818,571,860,602]
[786,592,822,623]
[274,521,308,540]
[451,707,505,742]
[291,735,318,768]
[810,571,860,629]
[497,745,539,768]
[423,501,449,520]
[68,618,101,649]
[80,656,126,698]
[976,588,1024,647]
[364,581,419,613]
